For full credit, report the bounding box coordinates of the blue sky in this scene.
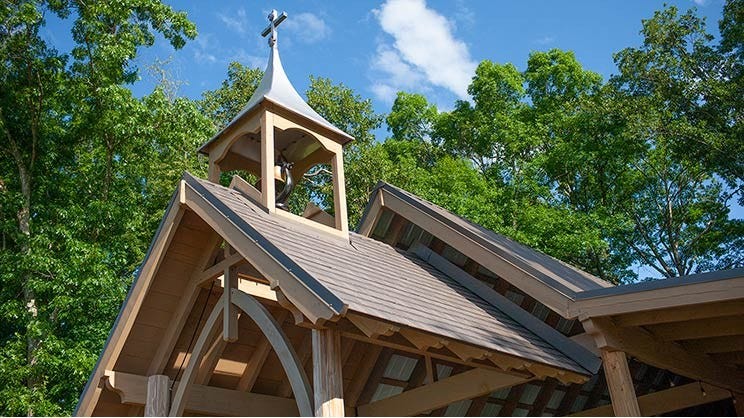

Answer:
[116,0,726,111]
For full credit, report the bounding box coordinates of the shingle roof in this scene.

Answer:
[184,174,589,374]
[364,183,612,298]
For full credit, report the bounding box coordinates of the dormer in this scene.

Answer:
[198,10,353,235]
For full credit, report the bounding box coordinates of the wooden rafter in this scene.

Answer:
[357,368,531,417]
[571,381,732,417]
[236,311,289,392]
[346,345,384,408]
[614,300,744,327]
[583,317,744,391]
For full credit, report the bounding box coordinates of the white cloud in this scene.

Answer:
[371,0,476,101]
[217,8,249,36]
[193,33,217,64]
[534,36,555,45]
[692,0,706,5]
[284,12,331,44]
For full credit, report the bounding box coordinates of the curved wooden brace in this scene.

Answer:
[169,301,224,416]
[231,288,314,417]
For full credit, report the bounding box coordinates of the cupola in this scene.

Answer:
[198,10,353,235]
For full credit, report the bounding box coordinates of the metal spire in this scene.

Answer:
[261,9,287,47]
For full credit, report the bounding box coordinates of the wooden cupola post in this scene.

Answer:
[198,9,353,235]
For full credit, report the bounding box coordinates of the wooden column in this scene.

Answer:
[312,328,344,416]
[208,156,221,183]
[331,151,348,233]
[145,374,169,416]
[223,263,238,342]
[260,111,276,211]
[601,349,641,416]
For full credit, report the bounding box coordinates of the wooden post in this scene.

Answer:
[601,349,641,416]
[223,262,238,342]
[331,151,348,233]
[208,157,221,183]
[145,374,169,416]
[312,328,344,416]
[261,111,276,211]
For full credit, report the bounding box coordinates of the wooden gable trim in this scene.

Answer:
[182,173,346,323]
[366,187,574,316]
[75,191,184,416]
[412,244,600,374]
[570,276,744,319]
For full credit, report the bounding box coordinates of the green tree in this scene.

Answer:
[0,1,202,415]
[608,3,743,276]
[386,91,438,142]
[199,62,263,131]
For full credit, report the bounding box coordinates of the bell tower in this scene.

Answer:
[198,10,353,235]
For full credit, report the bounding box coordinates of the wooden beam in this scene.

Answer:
[340,330,531,378]
[499,383,524,417]
[224,264,239,342]
[193,251,244,288]
[169,300,224,416]
[105,371,298,416]
[570,279,744,320]
[601,349,640,416]
[237,311,288,392]
[313,328,345,416]
[570,381,732,417]
[194,332,227,386]
[357,368,530,417]
[644,315,744,341]
[382,215,406,247]
[147,232,222,376]
[260,111,275,211]
[583,317,744,391]
[145,375,169,416]
[357,189,384,237]
[331,151,348,233]
[355,348,394,407]
[347,313,399,339]
[399,328,448,351]
[614,300,744,327]
[231,288,313,416]
[681,335,744,354]
[529,379,558,417]
[346,345,383,408]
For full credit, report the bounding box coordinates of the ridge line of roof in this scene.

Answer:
[377,183,599,297]
[182,172,346,315]
[575,267,744,300]
[411,243,600,375]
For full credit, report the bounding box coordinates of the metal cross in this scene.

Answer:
[261,9,288,47]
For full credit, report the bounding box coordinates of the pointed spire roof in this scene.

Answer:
[200,13,353,154]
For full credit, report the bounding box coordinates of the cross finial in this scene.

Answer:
[261,9,288,47]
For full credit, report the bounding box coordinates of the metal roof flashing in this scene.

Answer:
[199,40,352,155]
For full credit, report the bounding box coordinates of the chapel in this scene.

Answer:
[75,9,744,417]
